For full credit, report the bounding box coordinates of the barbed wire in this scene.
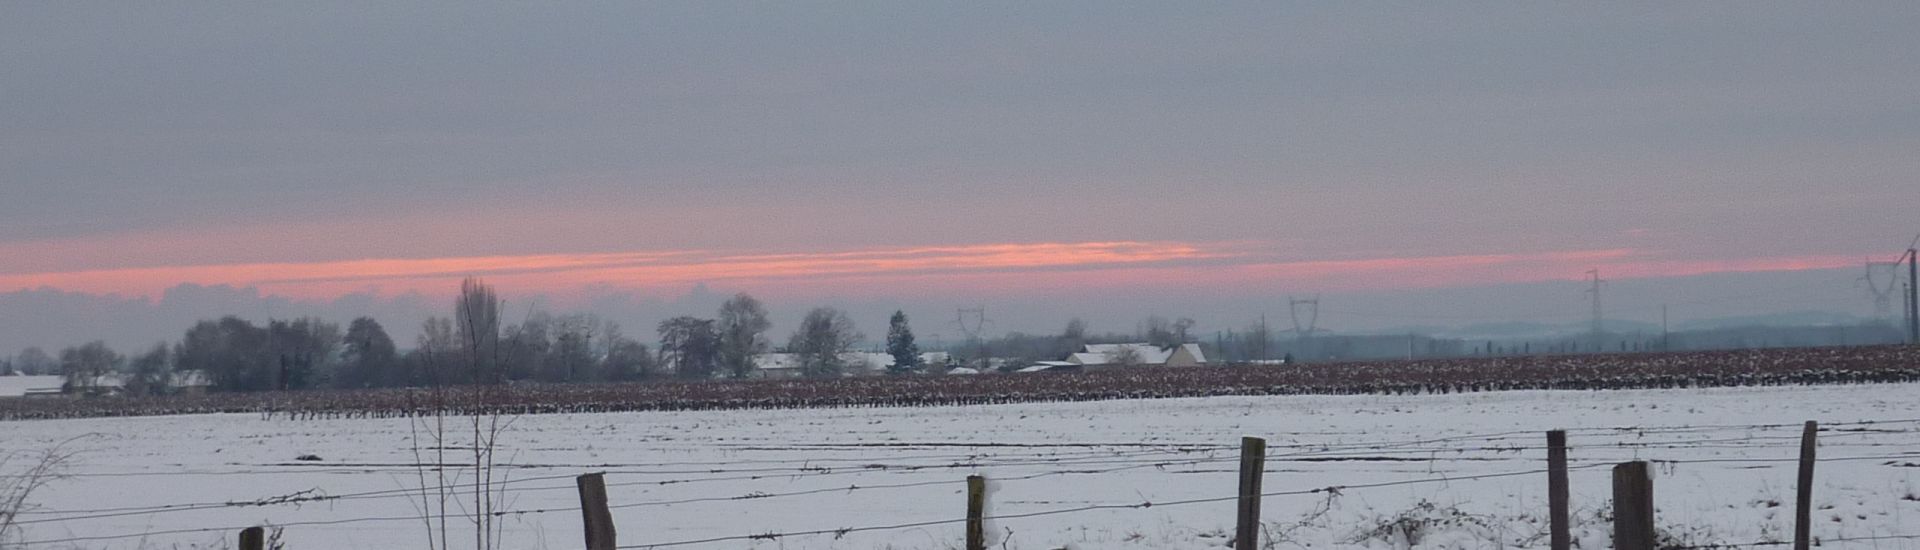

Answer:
[21,418,1920,527]
[16,440,1912,547]
[17,416,1920,545]
[8,472,584,525]
[616,463,1621,548]
[1669,532,1920,548]
[14,417,1916,481]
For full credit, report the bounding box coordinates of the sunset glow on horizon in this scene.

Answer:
[0,240,1865,303]
[4,2,1914,354]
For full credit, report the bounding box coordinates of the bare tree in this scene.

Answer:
[1144,316,1177,349]
[58,341,120,394]
[1104,345,1145,367]
[790,307,861,379]
[456,277,502,384]
[417,317,457,384]
[409,277,514,550]
[658,317,720,380]
[549,313,602,382]
[716,293,771,379]
[12,347,54,376]
[0,439,78,545]
[268,318,340,391]
[1062,318,1088,355]
[123,343,173,396]
[1245,318,1273,362]
[501,310,553,381]
[602,337,655,381]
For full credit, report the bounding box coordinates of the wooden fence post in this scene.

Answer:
[1235,436,1267,550]
[1795,421,1818,550]
[966,475,986,550]
[1612,461,1654,550]
[577,472,616,550]
[238,526,265,550]
[1547,430,1570,550]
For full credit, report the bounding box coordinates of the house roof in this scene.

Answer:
[1074,343,1206,366]
[754,353,802,371]
[175,370,213,387]
[844,352,895,370]
[0,375,63,397]
[752,352,897,372]
[1180,343,1207,363]
[1068,352,1106,365]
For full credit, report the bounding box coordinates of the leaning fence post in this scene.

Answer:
[1235,436,1267,550]
[577,472,616,550]
[1548,430,1570,550]
[966,475,987,550]
[1795,421,1818,550]
[238,526,265,550]
[1612,461,1654,550]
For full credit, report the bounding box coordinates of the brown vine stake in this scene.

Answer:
[578,473,616,550]
[1235,436,1267,550]
[1795,421,1817,550]
[238,526,265,550]
[1612,461,1653,550]
[966,475,986,550]
[1548,430,1570,550]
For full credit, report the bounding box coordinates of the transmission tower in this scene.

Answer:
[1585,269,1605,349]
[952,306,992,369]
[952,306,990,342]
[1863,260,1902,320]
[1287,295,1320,338]
[1287,295,1320,361]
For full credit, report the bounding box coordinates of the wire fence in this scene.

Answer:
[12,417,1920,549]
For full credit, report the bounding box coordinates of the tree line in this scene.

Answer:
[0,278,939,395]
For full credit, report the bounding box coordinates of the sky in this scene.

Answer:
[2,3,1916,353]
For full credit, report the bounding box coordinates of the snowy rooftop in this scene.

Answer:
[1076,343,1206,365]
[0,375,63,397]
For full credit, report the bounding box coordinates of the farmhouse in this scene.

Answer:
[5,370,219,398]
[752,351,956,378]
[1067,343,1208,368]
[0,375,65,398]
[1019,361,1082,373]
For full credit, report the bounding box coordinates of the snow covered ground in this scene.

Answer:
[5,383,1919,549]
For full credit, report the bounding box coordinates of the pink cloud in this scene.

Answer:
[0,240,1866,302]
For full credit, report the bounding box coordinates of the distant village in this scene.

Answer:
[0,340,1213,399]
[4,277,1906,400]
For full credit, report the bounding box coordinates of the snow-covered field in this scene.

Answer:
[5,383,1920,549]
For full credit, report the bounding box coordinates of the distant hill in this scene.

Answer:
[1345,310,1883,342]
[1674,311,1877,331]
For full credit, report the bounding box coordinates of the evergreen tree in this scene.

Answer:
[885,310,920,375]
[339,317,398,388]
